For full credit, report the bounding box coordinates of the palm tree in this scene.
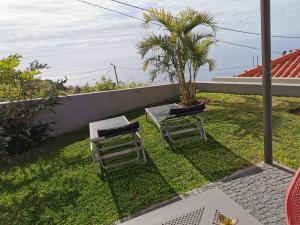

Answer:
[137,8,217,105]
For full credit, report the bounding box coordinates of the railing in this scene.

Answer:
[196,81,300,96]
[213,77,300,84]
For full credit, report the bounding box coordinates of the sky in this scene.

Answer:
[0,0,299,86]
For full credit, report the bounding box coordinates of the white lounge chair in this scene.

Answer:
[145,103,207,145]
[89,116,146,171]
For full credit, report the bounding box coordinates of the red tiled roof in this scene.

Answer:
[238,49,300,78]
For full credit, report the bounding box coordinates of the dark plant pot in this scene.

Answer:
[289,108,300,116]
[178,98,210,107]
[7,140,31,155]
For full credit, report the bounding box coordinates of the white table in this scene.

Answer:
[121,188,263,225]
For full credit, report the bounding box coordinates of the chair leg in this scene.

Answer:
[97,144,108,170]
[90,142,99,173]
[140,141,147,162]
[99,155,106,169]
[160,129,170,146]
[145,111,150,122]
[96,133,147,170]
[165,130,177,144]
[202,126,207,141]
[135,133,147,162]
[196,118,207,141]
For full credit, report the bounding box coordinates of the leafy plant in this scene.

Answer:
[218,214,238,225]
[67,75,145,94]
[0,54,66,155]
[95,75,117,91]
[137,8,217,105]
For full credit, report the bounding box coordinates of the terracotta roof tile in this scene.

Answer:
[238,49,300,78]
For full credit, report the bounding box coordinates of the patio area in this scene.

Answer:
[218,163,293,225]
[0,92,299,225]
[119,163,294,225]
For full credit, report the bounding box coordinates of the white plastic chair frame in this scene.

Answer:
[90,129,146,172]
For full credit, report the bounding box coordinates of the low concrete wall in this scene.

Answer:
[1,82,299,137]
[197,81,300,97]
[33,84,179,136]
[213,76,300,84]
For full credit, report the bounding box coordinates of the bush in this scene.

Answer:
[0,55,66,156]
[66,75,145,94]
[94,76,117,91]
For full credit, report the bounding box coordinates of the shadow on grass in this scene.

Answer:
[207,107,264,139]
[0,177,81,225]
[0,126,89,169]
[206,94,263,108]
[205,102,284,140]
[104,154,177,220]
[168,134,252,182]
[0,143,96,225]
[4,94,293,224]
[206,94,300,113]
[0,128,90,195]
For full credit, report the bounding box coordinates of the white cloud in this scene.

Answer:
[0,0,299,85]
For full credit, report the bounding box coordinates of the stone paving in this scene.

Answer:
[117,163,295,225]
[185,163,295,225]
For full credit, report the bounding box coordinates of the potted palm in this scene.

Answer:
[137,8,217,106]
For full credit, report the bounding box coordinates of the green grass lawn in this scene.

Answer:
[1,93,300,225]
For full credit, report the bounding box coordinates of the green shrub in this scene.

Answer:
[0,54,66,156]
[95,76,117,91]
[67,75,145,94]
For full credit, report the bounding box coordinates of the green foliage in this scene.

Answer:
[0,55,50,102]
[67,75,145,94]
[0,93,299,224]
[138,8,217,105]
[95,75,117,91]
[0,55,67,155]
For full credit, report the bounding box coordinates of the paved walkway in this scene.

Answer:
[186,163,294,225]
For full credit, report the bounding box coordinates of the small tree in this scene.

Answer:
[137,8,217,105]
[0,55,66,155]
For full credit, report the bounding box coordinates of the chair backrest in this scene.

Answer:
[97,121,140,139]
[285,168,300,225]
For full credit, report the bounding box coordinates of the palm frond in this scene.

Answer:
[149,69,159,82]
[137,34,171,58]
[194,38,217,56]
[143,8,175,32]
[206,59,216,71]
[138,7,217,95]
[191,33,215,43]
[179,8,217,34]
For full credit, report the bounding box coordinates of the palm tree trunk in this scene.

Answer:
[190,82,197,103]
[178,60,198,105]
[178,71,189,105]
[175,42,188,105]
